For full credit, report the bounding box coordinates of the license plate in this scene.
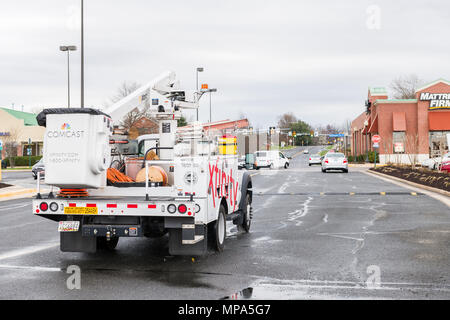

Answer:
[58,221,80,232]
[64,207,98,215]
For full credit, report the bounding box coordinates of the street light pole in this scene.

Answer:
[81,0,84,108]
[60,46,77,108]
[196,67,203,121]
[208,88,217,123]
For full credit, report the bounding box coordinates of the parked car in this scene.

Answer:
[421,153,450,170]
[303,149,309,154]
[32,159,45,179]
[321,152,348,173]
[254,151,290,169]
[309,154,323,166]
[441,159,450,173]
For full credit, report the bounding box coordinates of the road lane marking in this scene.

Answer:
[0,242,59,261]
[0,264,61,272]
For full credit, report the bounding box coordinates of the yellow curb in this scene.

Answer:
[0,189,36,198]
[349,192,355,195]
[380,192,386,195]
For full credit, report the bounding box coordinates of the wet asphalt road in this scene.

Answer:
[0,146,449,299]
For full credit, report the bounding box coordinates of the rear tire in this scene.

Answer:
[284,162,289,169]
[208,205,226,252]
[343,169,348,173]
[97,237,119,251]
[239,193,252,233]
[322,168,326,173]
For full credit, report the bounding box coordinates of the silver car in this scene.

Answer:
[309,154,323,166]
[321,153,348,173]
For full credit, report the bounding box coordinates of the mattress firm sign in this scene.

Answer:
[420,92,450,110]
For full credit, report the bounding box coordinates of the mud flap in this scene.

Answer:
[168,225,207,256]
[60,229,97,253]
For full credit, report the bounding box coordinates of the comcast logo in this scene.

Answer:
[61,123,71,130]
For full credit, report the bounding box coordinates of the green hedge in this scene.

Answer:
[4,156,42,167]
[348,152,379,163]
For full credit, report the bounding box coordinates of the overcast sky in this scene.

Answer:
[0,0,449,129]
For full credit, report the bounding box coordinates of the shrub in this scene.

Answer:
[4,156,42,167]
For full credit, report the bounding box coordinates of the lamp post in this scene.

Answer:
[60,46,77,108]
[196,67,204,121]
[207,88,217,123]
[80,0,84,108]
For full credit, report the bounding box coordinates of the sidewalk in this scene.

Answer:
[363,169,450,207]
[0,184,51,202]
[348,163,385,168]
[0,185,37,201]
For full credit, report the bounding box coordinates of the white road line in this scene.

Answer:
[0,264,61,272]
[0,203,31,211]
[0,242,59,261]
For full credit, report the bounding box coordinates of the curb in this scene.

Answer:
[365,169,450,198]
[0,188,37,199]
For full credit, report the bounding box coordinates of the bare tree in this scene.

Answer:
[110,81,141,104]
[404,133,420,169]
[105,81,152,132]
[277,112,297,129]
[2,128,22,168]
[390,74,423,99]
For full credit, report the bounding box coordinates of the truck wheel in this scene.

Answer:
[239,193,252,233]
[284,162,289,169]
[97,237,119,251]
[209,205,226,252]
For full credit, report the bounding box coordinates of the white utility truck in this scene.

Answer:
[33,71,252,255]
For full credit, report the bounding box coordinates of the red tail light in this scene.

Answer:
[343,159,348,163]
[178,204,187,214]
[309,158,311,161]
[39,202,48,212]
[324,159,329,163]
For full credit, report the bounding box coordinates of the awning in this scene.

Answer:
[368,113,378,133]
[393,112,406,131]
[429,111,450,131]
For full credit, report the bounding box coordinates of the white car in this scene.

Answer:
[421,153,450,170]
[254,151,290,169]
[309,154,323,166]
[321,152,348,173]
[303,149,309,154]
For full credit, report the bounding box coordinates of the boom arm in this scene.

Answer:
[104,71,199,124]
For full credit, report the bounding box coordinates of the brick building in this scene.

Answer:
[351,79,450,164]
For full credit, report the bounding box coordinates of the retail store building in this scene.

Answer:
[351,79,450,164]
[0,107,45,158]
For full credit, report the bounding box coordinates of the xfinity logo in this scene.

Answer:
[420,92,450,109]
[47,123,84,138]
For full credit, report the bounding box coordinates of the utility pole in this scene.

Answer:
[80,0,84,108]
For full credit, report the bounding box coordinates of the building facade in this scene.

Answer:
[0,108,45,158]
[351,79,450,164]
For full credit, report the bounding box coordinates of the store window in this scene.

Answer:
[392,131,405,153]
[429,131,449,157]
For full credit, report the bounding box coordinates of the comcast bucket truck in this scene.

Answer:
[33,71,253,256]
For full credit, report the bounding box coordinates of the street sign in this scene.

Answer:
[27,147,32,156]
[372,135,381,143]
[373,142,379,148]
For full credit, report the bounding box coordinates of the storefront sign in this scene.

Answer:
[419,92,450,110]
